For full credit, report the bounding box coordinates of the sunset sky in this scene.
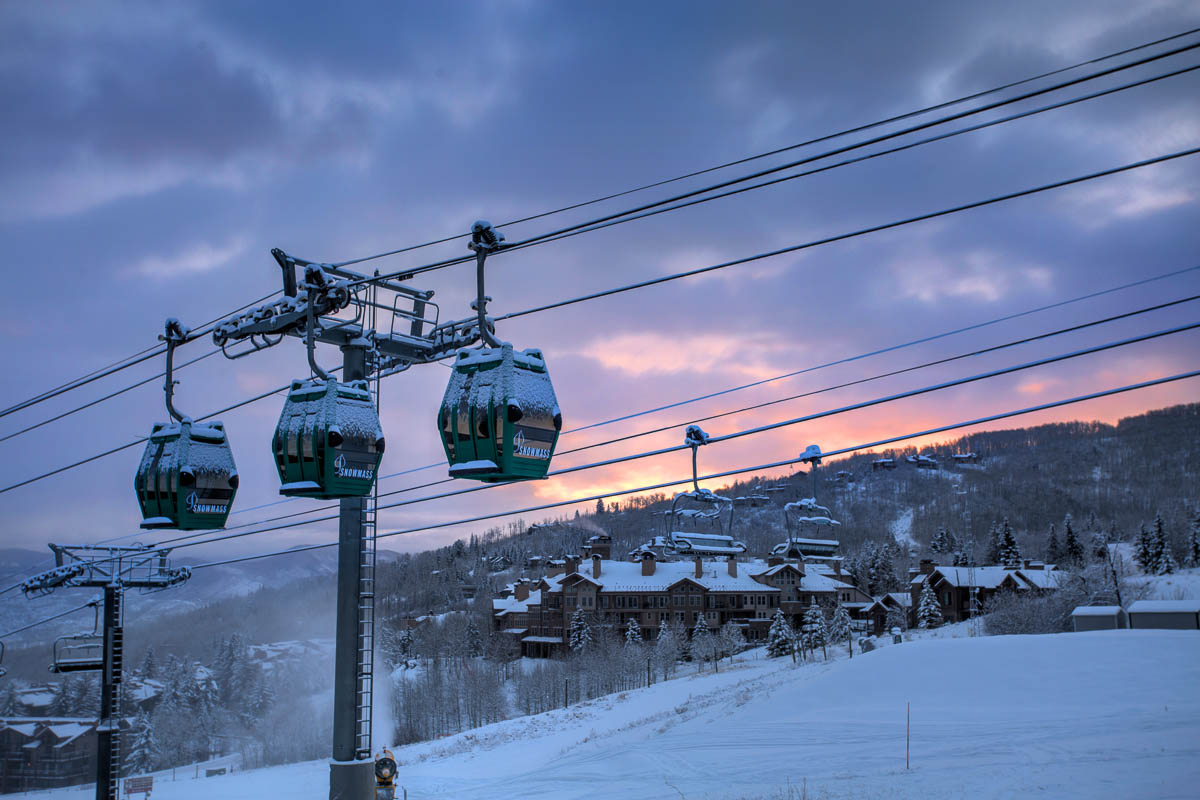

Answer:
[1,1,1198,569]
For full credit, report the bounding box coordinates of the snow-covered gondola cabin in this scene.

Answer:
[438,344,561,482]
[272,378,384,499]
[135,419,238,530]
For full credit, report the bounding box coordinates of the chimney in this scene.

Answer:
[1021,558,1031,570]
[592,553,602,579]
[832,560,841,575]
[695,556,703,579]
[640,551,656,576]
[768,555,783,567]
[919,559,935,575]
[566,555,579,575]
[727,556,737,578]
[514,583,530,602]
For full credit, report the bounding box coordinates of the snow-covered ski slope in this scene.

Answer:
[43,630,1200,799]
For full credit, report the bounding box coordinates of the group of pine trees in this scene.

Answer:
[1132,511,1199,575]
[764,600,853,661]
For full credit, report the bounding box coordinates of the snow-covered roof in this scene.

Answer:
[1071,606,1124,616]
[521,635,562,643]
[553,560,777,593]
[48,723,91,747]
[492,589,542,614]
[1015,569,1064,590]
[916,566,1020,589]
[884,592,913,608]
[1128,600,1200,614]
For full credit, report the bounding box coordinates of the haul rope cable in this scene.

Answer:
[349,40,1200,286]
[486,62,1200,276]
[181,368,1200,570]
[0,599,100,640]
[0,289,280,421]
[164,289,1200,541]
[4,60,1192,445]
[97,320,1200,561]
[328,25,1200,269]
[2,144,1195,497]
[5,32,1196,420]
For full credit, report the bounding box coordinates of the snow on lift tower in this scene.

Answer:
[438,221,563,482]
[135,318,238,530]
[272,266,385,499]
[667,425,736,538]
[799,443,823,499]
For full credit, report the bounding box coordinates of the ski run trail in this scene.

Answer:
[36,628,1200,800]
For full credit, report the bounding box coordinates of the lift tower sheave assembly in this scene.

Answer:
[21,545,190,800]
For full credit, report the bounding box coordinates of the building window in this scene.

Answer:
[629,596,639,609]
[600,596,609,609]
[582,596,593,608]
[566,596,576,609]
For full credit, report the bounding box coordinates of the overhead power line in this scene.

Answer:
[185,367,1200,571]
[330,26,1200,270]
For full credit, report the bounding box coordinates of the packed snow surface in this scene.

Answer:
[37,631,1200,799]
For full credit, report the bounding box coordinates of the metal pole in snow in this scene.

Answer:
[906,702,910,769]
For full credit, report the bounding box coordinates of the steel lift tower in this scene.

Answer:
[210,243,495,799]
[22,545,191,800]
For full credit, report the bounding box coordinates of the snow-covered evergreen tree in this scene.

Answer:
[137,646,158,680]
[917,580,943,629]
[654,618,679,676]
[691,614,714,666]
[1158,546,1179,575]
[718,623,745,663]
[624,617,643,646]
[829,604,852,651]
[801,599,828,659]
[1063,514,1085,566]
[765,609,793,658]
[568,608,593,654]
[1090,531,1109,563]
[998,518,1021,568]
[1134,522,1156,574]
[986,522,1003,564]
[1148,513,1170,575]
[1045,523,1060,563]
[123,710,159,776]
[1187,509,1200,568]
[465,617,483,657]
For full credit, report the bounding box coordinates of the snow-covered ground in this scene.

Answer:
[34,628,1200,800]
[1127,567,1200,600]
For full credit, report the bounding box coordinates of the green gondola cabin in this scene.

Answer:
[438,343,562,482]
[135,419,238,530]
[273,378,385,499]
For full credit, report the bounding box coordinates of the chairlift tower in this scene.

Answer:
[22,544,190,800]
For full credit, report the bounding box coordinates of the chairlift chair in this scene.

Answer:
[49,632,104,674]
[135,319,238,530]
[438,221,562,482]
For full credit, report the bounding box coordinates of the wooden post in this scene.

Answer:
[564,677,569,708]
